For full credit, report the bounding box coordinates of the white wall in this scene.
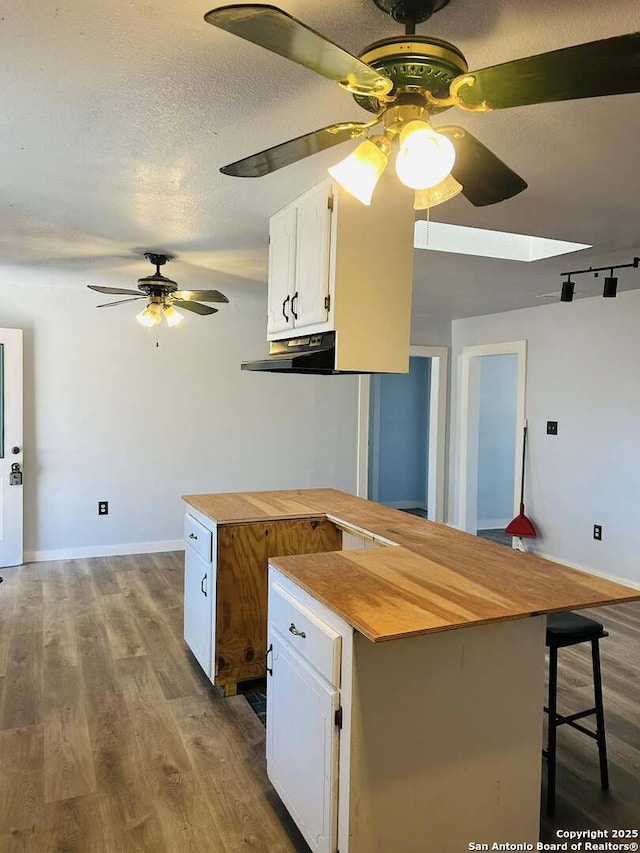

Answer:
[0,270,359,560]
[450,290,640,585]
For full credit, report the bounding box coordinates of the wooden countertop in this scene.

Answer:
[183,489,640,642]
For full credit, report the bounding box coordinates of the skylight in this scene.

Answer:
[414,221,591,262]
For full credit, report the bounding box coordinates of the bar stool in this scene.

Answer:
[544,611,609,814]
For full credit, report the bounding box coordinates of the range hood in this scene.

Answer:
[241,332,356,375]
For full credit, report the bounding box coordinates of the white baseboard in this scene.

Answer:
[477,518,511,531]
[24,539,184,564]
[532,549,640,591]
[383,500,427,511]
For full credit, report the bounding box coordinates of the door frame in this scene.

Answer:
[456,340,527,535]
[0,327,24,568]
[357,345,449,523]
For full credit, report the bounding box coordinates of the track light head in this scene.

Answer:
[603,276,618,298]
[561,280,575,302]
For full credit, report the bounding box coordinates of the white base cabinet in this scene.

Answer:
[267,631,340,853]
[267,567,547,853]
[183,511,215,679]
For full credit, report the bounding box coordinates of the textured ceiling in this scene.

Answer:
[2,0,639,321]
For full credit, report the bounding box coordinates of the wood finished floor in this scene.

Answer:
[0,552,638,851]
[0,553,309,853]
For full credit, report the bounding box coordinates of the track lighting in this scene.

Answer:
[560,280,575,302]
[603,274,618,298]
[560,256,639,302]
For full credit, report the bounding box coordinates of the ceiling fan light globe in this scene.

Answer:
[328,138,389,206]
[136,305,162,327]
[414,173,463,210]
[164,305,184,327]
[395,121,456,190]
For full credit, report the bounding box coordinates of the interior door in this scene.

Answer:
[266,630,340,853]
[294,183,332,329]
[267,206,296,335]
[0,328,23,568]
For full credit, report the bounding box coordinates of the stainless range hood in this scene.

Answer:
[241,332,359,375]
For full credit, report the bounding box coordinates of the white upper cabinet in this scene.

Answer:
[267,182,332,337]
[293,182,332,330]
[266,177,415,373]
[267,206,297,335]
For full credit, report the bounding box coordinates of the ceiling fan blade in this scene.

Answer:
[221,123,371,177]
[458,31,640,110]
[173,300,219,316]
[172,289,229,303]
[96,297,147,308]
[88,285,143,295]
[204,5,392,97]
[439,127,527,206]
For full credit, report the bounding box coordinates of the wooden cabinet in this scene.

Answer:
[267,177,415,374]
[183,507,342,697]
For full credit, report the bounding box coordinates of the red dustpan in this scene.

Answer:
[506,424,537,538]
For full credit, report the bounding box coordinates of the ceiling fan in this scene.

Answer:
[87,253,229,327]
[205,0,640,209]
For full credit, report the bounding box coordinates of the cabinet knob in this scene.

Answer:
[189,532,198,540]
[289,622,306,639]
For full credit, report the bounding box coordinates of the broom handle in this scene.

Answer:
[520,424,527,506]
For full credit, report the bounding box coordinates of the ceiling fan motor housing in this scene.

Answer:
[354,36,468,113]
[137,272,178,296]
[373,0,452,25]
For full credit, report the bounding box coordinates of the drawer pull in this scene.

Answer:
[266,643,273,676]
[200,574,207,596]
[289,622,306,639]
[189,532,198,540]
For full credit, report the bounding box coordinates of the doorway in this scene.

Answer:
[357,346,448,522]
[0,328,24,568]
[457,341,526,544]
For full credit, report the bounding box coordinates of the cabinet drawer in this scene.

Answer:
[184,513,212,562]
[269,581,341,687]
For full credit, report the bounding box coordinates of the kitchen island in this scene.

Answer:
[182,489,640,852]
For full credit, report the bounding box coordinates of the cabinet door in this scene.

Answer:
[267,630,340,853]
[267,206,296,335]
[183,542,213,678]
[293,183,332,329]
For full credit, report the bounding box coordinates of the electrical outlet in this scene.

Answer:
[547,421,558,435]
[98,501,109,516]
[593,524,602,541]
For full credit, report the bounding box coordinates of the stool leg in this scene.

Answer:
[547,646,558,815]
[591,638,609,791]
